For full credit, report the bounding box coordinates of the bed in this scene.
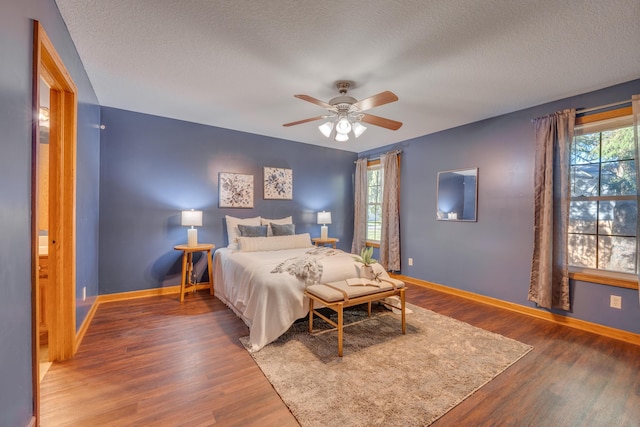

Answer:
[212,215,385,352]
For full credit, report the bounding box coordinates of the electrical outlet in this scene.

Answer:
[408,258,413,266]
[610,295,622,309]
[82,286,86,302]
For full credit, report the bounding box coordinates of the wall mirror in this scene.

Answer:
[436,168,478,221]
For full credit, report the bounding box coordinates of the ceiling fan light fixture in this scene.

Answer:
[284,81,402,143]
[352,121,367,138]
[318,121,333,138]
[335,117,352,135]
[335,132,349,142]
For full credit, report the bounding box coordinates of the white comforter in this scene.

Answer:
[213,246,363,352]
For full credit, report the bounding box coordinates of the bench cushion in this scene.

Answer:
[306,277,405,302]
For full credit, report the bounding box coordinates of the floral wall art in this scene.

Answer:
[219,172,254,208]
[264,167,293,200]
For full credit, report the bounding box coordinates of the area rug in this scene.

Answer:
[241,303,532,427]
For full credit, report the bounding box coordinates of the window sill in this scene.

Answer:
[569,268,638,290]
[365,241,380,249]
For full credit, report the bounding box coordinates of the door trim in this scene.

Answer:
[32,20,78,422]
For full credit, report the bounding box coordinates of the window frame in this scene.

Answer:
[569,105,638,290]
[365,159,383,247]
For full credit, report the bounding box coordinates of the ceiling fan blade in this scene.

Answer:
[360,113,403,130]
[294,94,334,110]
[283,116,325,127]
[352,91,398,111]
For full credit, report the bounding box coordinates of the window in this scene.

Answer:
[366,162,383,242]
[569,111,636,275]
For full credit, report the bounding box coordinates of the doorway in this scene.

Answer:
[38,76,52,379]
[32,20,78,421]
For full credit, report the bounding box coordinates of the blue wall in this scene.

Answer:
[0,0,100,425]
[98,107,357,294]
[364,79,640,335]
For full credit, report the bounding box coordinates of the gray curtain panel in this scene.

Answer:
[351,158,368,255]
[528,109,575,310]
[380,151,401,271]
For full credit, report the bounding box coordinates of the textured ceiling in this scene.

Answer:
[54,0,640,153]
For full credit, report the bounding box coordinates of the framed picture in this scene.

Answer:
[219,172,254,208]
[263,167,293,200]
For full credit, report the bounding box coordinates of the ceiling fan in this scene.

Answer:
[283,81,402,142]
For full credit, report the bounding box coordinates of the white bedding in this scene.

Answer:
[213,245,371,352]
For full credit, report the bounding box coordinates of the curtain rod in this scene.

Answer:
[355,149,402,163]
[532,99,631,123]
[576,100,630,115]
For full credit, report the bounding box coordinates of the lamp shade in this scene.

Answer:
[335,117,352,135]
[181,210,203,227]
[317,211,332,225]
[352,121,367,138]
[335,133,349,142]
[318,121,334,138]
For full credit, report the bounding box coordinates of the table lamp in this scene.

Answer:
[317,211,332,240]
[181,209,203,247]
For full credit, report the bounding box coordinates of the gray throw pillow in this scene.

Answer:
[238,224,268,237]
[270,223,295,236]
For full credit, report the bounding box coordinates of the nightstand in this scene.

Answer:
[311,237,339,249]
[174,243,215,303]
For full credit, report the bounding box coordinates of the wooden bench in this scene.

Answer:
[304,277,406,357]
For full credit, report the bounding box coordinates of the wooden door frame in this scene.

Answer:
[32,20,78,422]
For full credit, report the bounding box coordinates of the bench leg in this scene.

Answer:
[337,302,344,357]
[400,288,406,335]
[308,298,314,333]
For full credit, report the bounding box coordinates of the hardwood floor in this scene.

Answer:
[40,284,640,426]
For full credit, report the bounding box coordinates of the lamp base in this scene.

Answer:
[187,228,198,247]
[320,225,328,240]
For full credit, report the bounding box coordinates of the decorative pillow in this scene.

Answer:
[225,215,261,247]
[238,224,268,237]
[270,223,295,236]
[261,216,293,236]
[237,233,312,252]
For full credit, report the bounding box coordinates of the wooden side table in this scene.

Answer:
[174,243,215,303]
[311,237,339,249]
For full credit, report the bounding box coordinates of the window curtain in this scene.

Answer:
[380,151,401,271]
[351,157,368,255]
[528,109,575,310]
[633,95,640,305]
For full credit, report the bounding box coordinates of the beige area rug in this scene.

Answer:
[241,303,532,427]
